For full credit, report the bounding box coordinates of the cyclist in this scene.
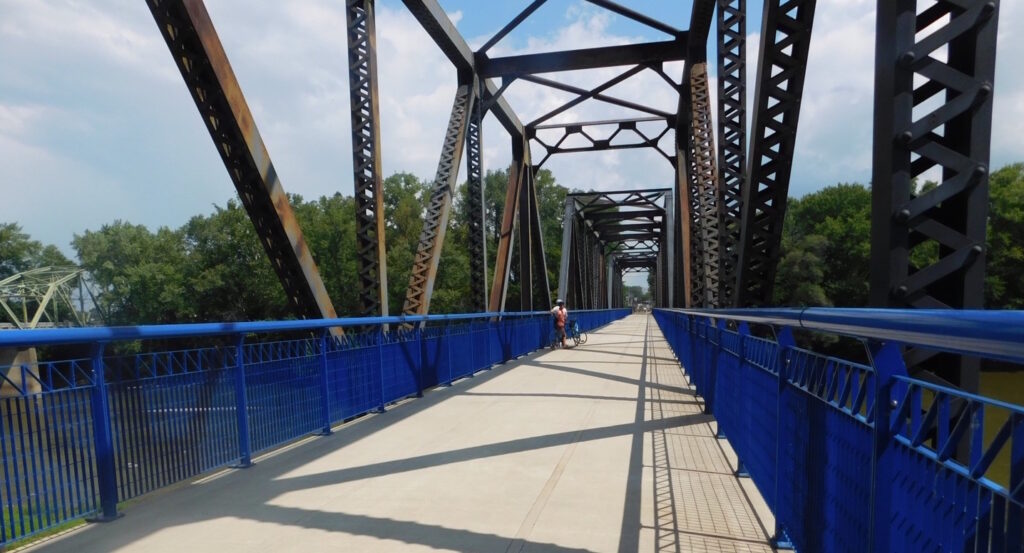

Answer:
[550,299,568,349]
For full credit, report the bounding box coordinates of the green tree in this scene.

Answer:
[182,201,289,322]
[74,222,189,324]
[986,163,1024,308]
[0,223,73,278]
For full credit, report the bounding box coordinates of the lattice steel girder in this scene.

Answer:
[480,39,688,77]
[401,0,523,141]
[527,168,552,308]
[531,118,675,168]
[347,0,389,318]
[689,62,721,308]
[465,80,487,312]
[403,81,475,316]
[488,162,524,312]
[716,0,746,307]
[869,0,999,392]
[557,197,575,303]
[519,160,534,310]
[147,0,337,321]
[734,0,817,307]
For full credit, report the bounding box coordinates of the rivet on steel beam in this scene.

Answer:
[894,285,909,298]
[971,244,985,255]
[898,131,914,146]
[894,208,911,223]
[898,51,916,68]
[973,164,988,179]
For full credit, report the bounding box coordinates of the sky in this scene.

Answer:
[1,0,1022,292]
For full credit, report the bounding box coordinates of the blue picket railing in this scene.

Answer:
[653,307,1024,553]
[0,308,629,546]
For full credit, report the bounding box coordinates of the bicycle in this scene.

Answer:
[567,320,587,347]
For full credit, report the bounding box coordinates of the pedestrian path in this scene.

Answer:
[25,314,773,553]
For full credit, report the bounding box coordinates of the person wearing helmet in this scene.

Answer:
[551,299,568,349]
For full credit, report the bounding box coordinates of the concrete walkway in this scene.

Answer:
[26,314,773,553]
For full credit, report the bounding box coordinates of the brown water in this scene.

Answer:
[979,371,1024,488]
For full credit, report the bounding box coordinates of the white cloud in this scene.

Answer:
[1,0,1021,274]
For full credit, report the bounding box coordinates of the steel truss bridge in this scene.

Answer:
[0,1,1018,552]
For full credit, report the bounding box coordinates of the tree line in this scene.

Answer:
[1,162,1021,326]
[2,169,568,325]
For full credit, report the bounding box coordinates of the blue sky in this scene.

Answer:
[1,0,1022,292]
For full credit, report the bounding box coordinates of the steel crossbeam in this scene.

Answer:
[146,0,338,321]
[734,0,817,307]
[346,0,389,318]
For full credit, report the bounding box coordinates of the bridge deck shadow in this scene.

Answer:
[28,314,773,553]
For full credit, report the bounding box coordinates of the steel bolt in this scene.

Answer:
[899,51,916,67]
[898,131,914,146]
[895,208,911,223]
[894,285,909,298]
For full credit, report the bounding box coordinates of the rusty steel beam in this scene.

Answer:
[346,0,389,318]
[518,160,534,311]
[689,62,721,307]
[403,81,475,316]
[146,0,337,321]
[488,162,524,312]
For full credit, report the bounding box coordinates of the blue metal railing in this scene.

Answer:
[0,308,630,545]
[653,307,1024,553]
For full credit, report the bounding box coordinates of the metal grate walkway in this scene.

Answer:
[26,314,773,553]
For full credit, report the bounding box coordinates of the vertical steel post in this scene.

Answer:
[664,190,675,308]
[557,198,575,303]
[869,0,998,392]
[716,0,746,306]
[689,62,721,307]
[347,0,390,318]
[518,161,534,311]
[465,79,488,312]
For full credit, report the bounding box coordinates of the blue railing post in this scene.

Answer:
[416,326,425,397]
[88,343,120,521]
[318,330,332,435]
[376,328,386,412]
[866,340,904,553]
[444,322,453,386]
[233,334,252,467]
[771,326,795,549]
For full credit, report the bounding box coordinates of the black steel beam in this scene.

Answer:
[147,0,338,321]
[585,0,683,37]
[715,0,746,307]
[465,80,487,312]
[480,39,688,77]
[687,0,717,57]
[347,0,389,318]
[734,0,817,307]
[870,0,999,393]
[688,62,720,307]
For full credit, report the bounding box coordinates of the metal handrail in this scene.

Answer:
[660,307,1024,365]
[0,308,621,348]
